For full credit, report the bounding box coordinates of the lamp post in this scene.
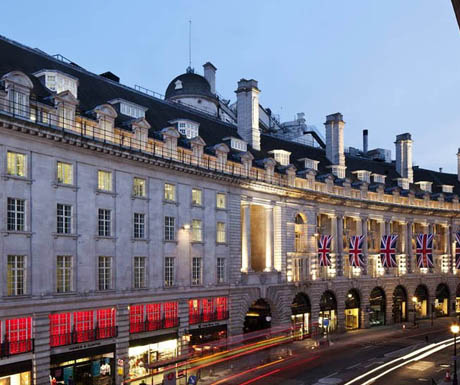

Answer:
[451,324,459,385]
[412,296,418,327]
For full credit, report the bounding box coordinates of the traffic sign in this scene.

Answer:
[188,375,197,385]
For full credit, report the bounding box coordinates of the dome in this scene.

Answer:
[165,72,215,100]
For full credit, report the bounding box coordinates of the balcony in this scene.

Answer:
[189,311,229,325]
[50,326,118,347]
[130,317,179,334]
[0,339,34,358]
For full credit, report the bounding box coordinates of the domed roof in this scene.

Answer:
[165,71,215,100]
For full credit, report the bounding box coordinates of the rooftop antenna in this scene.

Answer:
[186,19,194,73]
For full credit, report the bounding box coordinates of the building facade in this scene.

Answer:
[0,35,459,385]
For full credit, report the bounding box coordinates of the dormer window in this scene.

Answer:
[298,158,319,171]
[269,150,291,166]
[415,181,432,193]
[171,119,199,139]
[223,137,247,152]
[441,185,454,193]
[352,170,371,183]
[372,173,386,184]
[397,178,410,190]
[34,70,78,98]
[175,80,183,90]
[108,99,147,119]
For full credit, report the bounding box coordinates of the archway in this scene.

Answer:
[319,291,338,334]
[392,285,408,323]
[291,292,311,339]
[345,289,361,330]
[435,283,450,317]
[456,284,460,314]
[244,298,272,333]
[414,285,429,318]
[369,287,386,326]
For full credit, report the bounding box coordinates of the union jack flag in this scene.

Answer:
[416,233,434,268]
[318,235,333,267]
[455,232,460,269]
[380,234,398,268]
[349,235,365,268]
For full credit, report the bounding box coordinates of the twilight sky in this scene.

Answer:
[3,1,460,172]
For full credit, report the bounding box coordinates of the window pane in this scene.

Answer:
[216,193,226,209]
[7,152,26,177]
[192,219,202,242]
[7,255,25,296]
[217,222,226,243]
[164,216,175,241]
[164,183,176,201]
[98,171,112,191]
[192,188,202,205]
[57,162,73,184]
[133,177,146,197]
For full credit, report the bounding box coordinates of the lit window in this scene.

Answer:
[74,310,94,343]
[7,198,25,232]
[98,256,112,290]
[7,255,25,296]
[216,193,226,209]
[56,256,72,293]
[57,162,73,185]
[163,302,178,328]
[5,317,32,354]
[129,305,144,333]
[217,258,225,284]
[133,177,146,197]
[9,90,28,117]
[189,299,201,324]
[164,216,175,241]
[98,170,112,191]
[192,219,202,242]
[96,308,116,339]
[7,151,26,177]
[192,257,202,286]
[192,188,202,206]
[57,204,72,234]
[216,297,228,320]
[217,222,226,243]
[98,209,112,237]
[133,256,146,289]
[176,120,199,139]
[164,257,175,287]
[164,183,176,201]
[50,313,71,346]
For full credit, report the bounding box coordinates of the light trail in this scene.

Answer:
[237,369,281,385]
[344,337,456,385]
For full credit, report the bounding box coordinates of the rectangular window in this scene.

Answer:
[98,209,112,237]
[96,308,116,339]
[50,313,72,347]
[163,302,178,328]
[7,198,25,231]
[56,256,72,293]
[74,310,94,343]
[164,183,176,201]
[7,255,25,296]
[192,219,202,242]
[98,170,112,191]
[98,256,112,291]
[164,216,175,241]
[202,298,214,322]
[57,203,72,234]
[57,161,73,185]
[191,257,202,286]
[9,90,28,117]
[129,305,144,333]
[7,152,26,177]
[164,257,175,287]
[192,188,202,206]
[5,317,32,354]
[217,258,225,284]
[216,297,228,320]
[133,213,145,239]
[133,177,146,197]
[146,303,161,331]
[216,222,226,243]
[133,256,146,289]
[189,299,200,324]
[216,193,226,209]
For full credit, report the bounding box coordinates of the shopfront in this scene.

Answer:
[50,345,115,385]
[435,283,450,317]
[456,284,460,314]
[291,293,311,339]
[345,289,360,330]
[319,291,337,334]
[392,285,407,323]
[414,285,429,318]
[189,325,227,348]
[0,361,31,385]
[369,287,386,326]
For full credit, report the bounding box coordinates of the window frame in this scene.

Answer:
[56,161,74,185]
[56,255,73,293]
[97,170,113,192]
[191,219,203,242]
[133,212,146,239]
[6,151,27,178]
[7,197,26,232]
[217,257,226,284]
[216,193,227,209]
[133,177,146,198]
[192,188,203,206]
[98,256,113,291]
[7,255,26,296]
[164,183,176,202]
[57,203,73,234]
[164,216,175,241]
[133,256,147,289]
[216,222,226,244]
[98,208,112,237]
[191,256,203,286]
[164,257,175,287]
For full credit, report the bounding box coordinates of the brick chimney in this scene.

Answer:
[235,79,260,151]
[325,113,345,166]
[203,62,217,95]
[395,133,413,183]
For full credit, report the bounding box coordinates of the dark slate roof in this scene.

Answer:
[165,72,215,100]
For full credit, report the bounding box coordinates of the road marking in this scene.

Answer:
[346,364,361,370]
[324,371,338,378]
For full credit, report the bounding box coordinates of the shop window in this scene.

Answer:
[202,298,214,322]
[97,308,116,339]
[216,297,228,320]
[74,310,94,342]
[163,302,178,328]
[129,305,144,333]
[189,299,200,324]
[49,313,71,347]
[146,303,162,331]
[5,317,32,355]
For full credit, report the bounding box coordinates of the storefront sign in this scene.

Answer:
[67,341,102,351]
[117,358,124,376]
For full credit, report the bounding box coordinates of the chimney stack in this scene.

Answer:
[395,133,413,183]
[203,62,217,95]
[457,148,460,182]
[324,113,345,166]
[235,79,261,151]
[363,129,368,154]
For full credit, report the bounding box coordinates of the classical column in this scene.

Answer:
[336,212,344,277]
[407,220,413,274]
[361,215,369,275]
[241,203,251,272]
[264,206,274,271]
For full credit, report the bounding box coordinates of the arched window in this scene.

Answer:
[294,214,306,253]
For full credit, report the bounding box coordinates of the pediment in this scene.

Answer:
[2,71,34,89]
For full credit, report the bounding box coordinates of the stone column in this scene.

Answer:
[241,203,251,272]
[361,215,368,275]
[115,304,130,385]
[336,213,344,277]
[264,206,274,272]
[407,221,413,274]
[33,312,51,385]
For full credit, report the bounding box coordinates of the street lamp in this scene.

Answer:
[412,296,418,327]
[451,324,459,385]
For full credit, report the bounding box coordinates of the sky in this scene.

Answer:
[2,1,460,172]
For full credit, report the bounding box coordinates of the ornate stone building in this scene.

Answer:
[0,35,459,385]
